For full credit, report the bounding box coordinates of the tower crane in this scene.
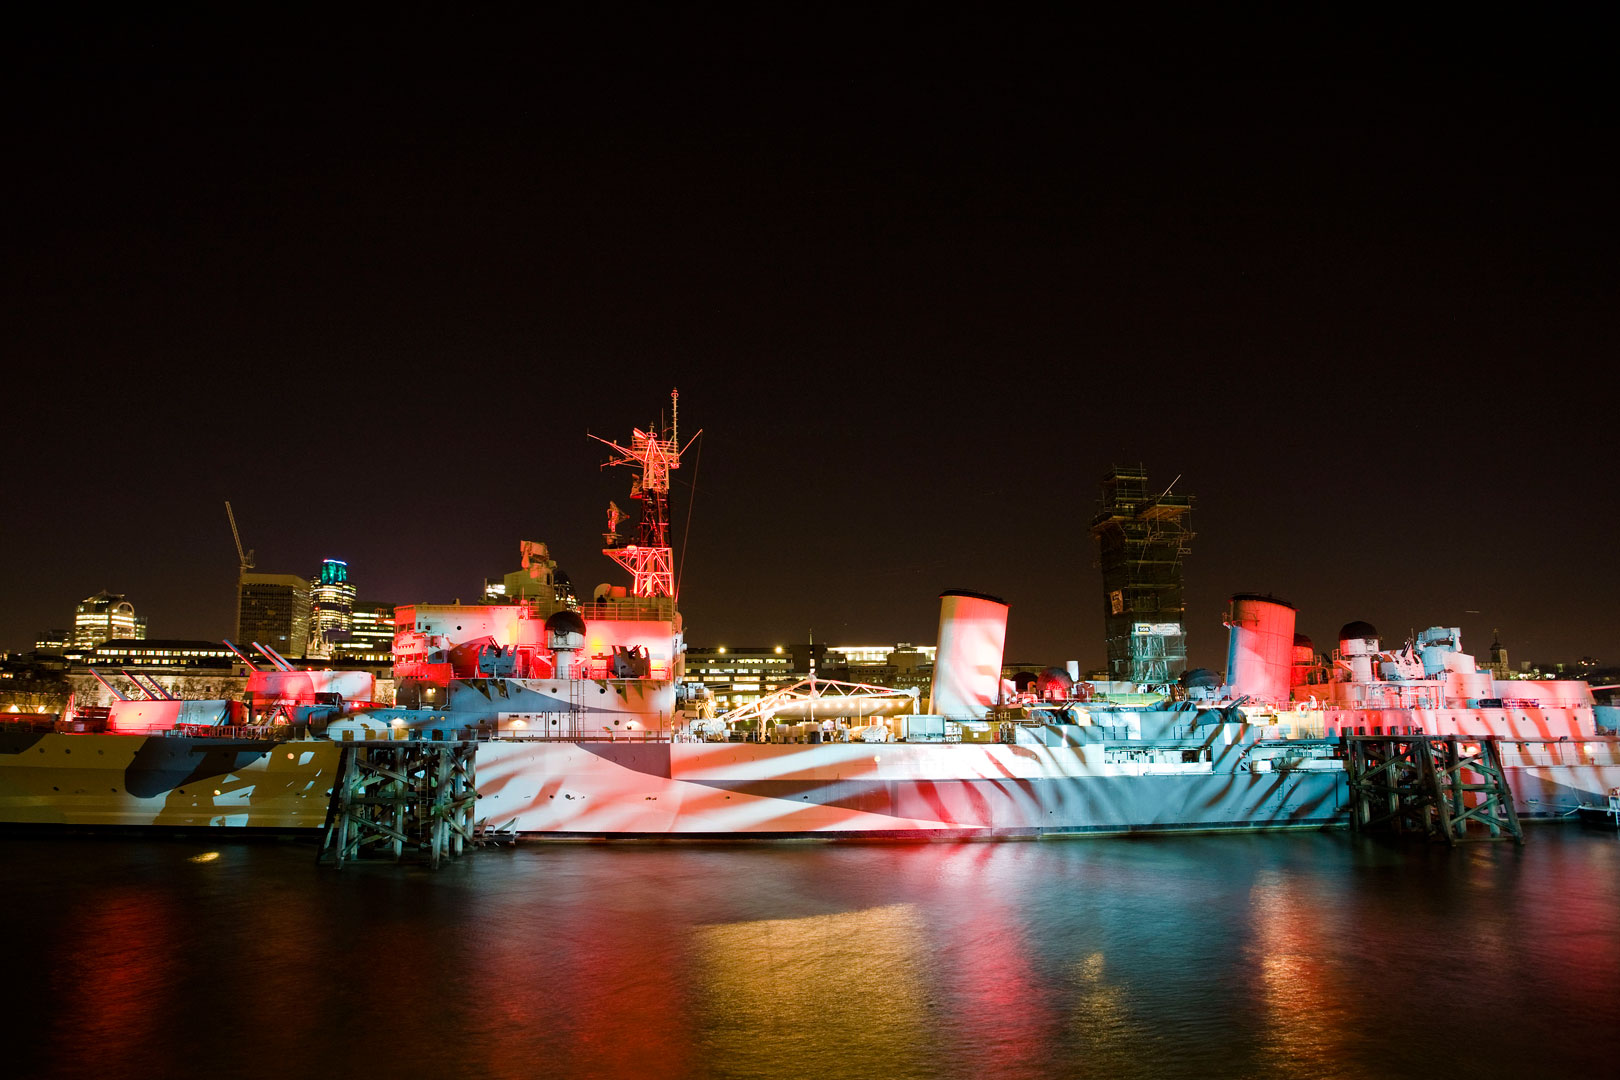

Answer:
[226,501,254,645]
[225,501,254,574]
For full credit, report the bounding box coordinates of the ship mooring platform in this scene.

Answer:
[1342,734,1523,844]
[319,740,507,868]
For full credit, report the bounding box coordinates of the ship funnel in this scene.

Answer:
[928,590,1009,720]
[1224,594,1297,704]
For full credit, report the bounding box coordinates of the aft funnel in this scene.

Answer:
[1224,594,1297,704]
[928,590,1009,720]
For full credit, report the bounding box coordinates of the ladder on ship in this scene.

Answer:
[569,677,585,736]
[318,740,485,868]
[1343,734,1523,845]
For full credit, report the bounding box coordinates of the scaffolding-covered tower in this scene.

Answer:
[1089,466,1195,686]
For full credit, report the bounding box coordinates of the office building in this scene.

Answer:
[237,573,311,658]
[310,558,357,641]
[71,591,144,650]
[82,639,236,672]
[336,602,396,663]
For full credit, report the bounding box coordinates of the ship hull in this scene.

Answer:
[474,740,1348,837]
[5,730,1619,838]
[0,729,340,831]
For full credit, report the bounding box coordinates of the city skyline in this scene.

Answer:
[8,518,1609,677]
[3,14,1615,672]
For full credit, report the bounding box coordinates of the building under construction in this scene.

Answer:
[1089,466,1194,686]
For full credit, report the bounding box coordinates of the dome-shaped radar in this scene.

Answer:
[545,609,588,647]
[1180,667,1221,688]
[1293,633,1313,649]
[1338,620,1378,641]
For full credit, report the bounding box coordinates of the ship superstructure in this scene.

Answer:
[338,394,691,742]
[1221,594,1605,743]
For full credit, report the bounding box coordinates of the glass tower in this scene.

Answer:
[310,558,357,642]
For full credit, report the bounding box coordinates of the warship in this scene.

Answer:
[3,394,1615,837]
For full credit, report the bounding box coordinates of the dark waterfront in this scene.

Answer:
[9,827,1618,1080]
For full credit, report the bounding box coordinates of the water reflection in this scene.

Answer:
[45,880,180,1077]
[1246,868,1350,1077]
[695,903,932,1078]
[1068,950,1154,1076]
[5,831,1618,1079]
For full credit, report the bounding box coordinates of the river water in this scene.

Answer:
[8,826,1618,1079]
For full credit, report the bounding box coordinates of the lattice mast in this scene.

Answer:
[593,389,690,599]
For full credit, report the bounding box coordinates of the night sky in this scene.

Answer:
[4,11,1616,672]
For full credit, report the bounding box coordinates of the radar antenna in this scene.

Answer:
[590,389,701,599]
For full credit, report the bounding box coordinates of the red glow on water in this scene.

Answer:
[928,845,1055,1076]
[46,885,180,1076]
[466,871,697,1077]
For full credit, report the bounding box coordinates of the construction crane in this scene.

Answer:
[226,501,254,647]
[225,501,254,574]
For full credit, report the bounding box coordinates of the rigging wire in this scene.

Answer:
[675,431,703,600]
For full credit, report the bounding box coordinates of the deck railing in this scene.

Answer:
[533,599,676,622]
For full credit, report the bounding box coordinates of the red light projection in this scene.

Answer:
[1225,595,1297,704]
[930,591,1010,720]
